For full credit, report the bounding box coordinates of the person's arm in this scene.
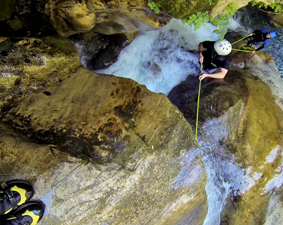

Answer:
[199,68,228,80]
[254,43,264,52]
[198,42,204,63]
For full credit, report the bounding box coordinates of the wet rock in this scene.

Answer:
[4,67,197,166]
[0,36,81,109]
[70,32,131,70]
[168,72,247,130]
[258,6,283,28]
[0,121,207,225]
[0,0,55,37]
[51,0,170,37]
[169,51,283,224]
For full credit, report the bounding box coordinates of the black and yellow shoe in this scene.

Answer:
[0,180,34,216]
[1,201,44,225]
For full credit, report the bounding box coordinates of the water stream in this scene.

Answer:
[96,18,241,95]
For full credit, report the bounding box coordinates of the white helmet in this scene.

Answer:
[214,39,232,55]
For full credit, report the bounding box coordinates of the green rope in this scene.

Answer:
[195,63,202,141]
[195,79,201,140]
[232,48,253,52]
[231,34,252,45]
[232,43,254,53]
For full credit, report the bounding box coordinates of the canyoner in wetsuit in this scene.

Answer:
[245,29,277,52]
[198,39,232,80]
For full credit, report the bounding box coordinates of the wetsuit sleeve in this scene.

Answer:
[264,39,271,47]
[222,57,231,70]
[253,30,261,34]
[255,43,264,51]
[202,41,214,49]
[260,28,268,33]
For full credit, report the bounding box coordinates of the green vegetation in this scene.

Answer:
[183,4,237,39]
[148,1,161,14]
[146,0,239,39]
[147,0,216,19]
[147,0,238,39]
[184,11,210,30]
[252,1,283,13]
[209,0,216,5]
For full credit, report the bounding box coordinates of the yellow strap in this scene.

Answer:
[11,185,27,205]
[4,208,13,215]
[22,210,40,225]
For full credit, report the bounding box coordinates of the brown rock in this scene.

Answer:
[4,67,196,166]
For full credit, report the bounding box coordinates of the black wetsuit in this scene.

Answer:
[245,29,270,51]
[202,41,231,70]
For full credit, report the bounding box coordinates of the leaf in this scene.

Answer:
[213,29,222,34]
[219,32,225,40]
[275,5,281,13]
[223,26,228,31]
[155,7,160,14]
[211,20,219,26]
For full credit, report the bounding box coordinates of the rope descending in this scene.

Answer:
[195,63,202,141]
[231,34,254,53]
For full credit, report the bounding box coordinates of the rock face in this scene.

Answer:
[169,51,283,224]
[1,68,208,225]
[50,0,170,37]
[259,8,283,28]
[0,121,207,225]
[1,1,283,224]
[4,67,196,164]
[69,32,132,71]
[0,36,81,109]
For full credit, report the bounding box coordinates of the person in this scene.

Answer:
[0,180,44,225]
[244,29,277,53]
[198,39,232,81]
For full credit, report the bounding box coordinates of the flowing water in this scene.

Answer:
[96,18,241,95]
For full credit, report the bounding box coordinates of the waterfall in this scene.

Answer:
[96,18,241,95]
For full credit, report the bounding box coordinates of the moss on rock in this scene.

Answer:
[153,0,215,19]
[0,0,16,21]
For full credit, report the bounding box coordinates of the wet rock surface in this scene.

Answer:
[0,70,207,225]
[0,122,207,225]
[235,5,283,79]
[168,72,248,130]
[50,0,171,37]
[69,32,132,70]
[3,67,197,166]
[169,51,283,224]
[0,36,81,110]
[1,1,283,224]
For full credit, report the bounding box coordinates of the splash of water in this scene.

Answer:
[96,19,239,95]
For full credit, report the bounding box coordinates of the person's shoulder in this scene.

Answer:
[219,55,231,61]
[202,41,215,47]
[260,28,268,33]
[253,29,262,33]
[203,41,215,44]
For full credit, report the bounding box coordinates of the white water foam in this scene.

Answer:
[96,18,242,95]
